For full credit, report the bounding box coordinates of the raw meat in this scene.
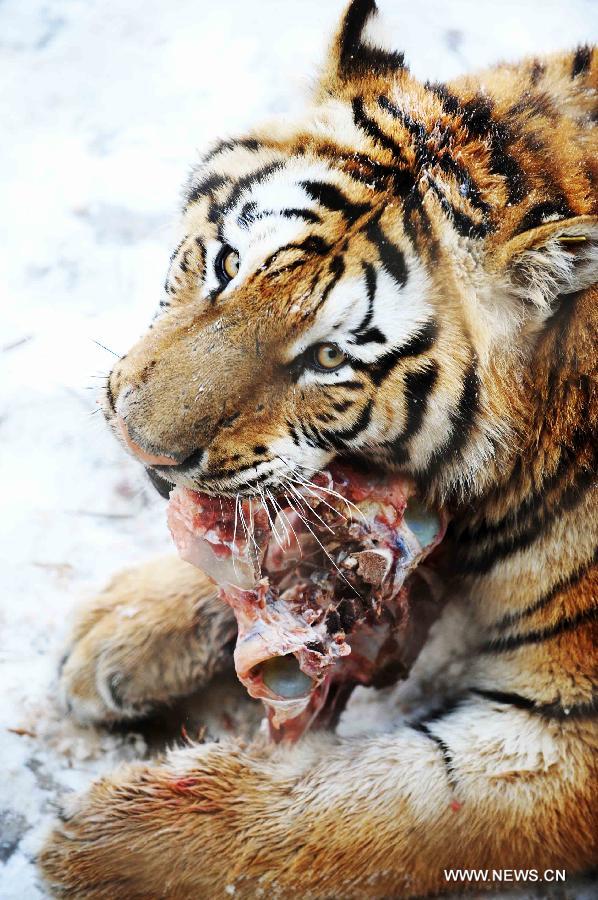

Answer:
[167,462,446,741]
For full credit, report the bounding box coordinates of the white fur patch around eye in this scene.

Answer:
[201,161,338,297]
[285,254,434,365]
[284,276,368,360]
[221,160,333,238]
[232,177,316,221]
[214,158,382,293]
[296,364,354,388]
[350,260,433,362]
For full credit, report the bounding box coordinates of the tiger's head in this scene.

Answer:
[104,0,598,504]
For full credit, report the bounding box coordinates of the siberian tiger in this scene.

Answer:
[41,1,597,897]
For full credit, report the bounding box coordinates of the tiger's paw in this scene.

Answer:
[59,555,236,724]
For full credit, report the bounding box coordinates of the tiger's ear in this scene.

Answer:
[496,216,598,312]
[315,0,407,98]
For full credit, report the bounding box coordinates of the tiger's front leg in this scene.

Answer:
[40,697,596,899]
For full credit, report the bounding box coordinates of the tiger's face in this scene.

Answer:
[103,1,598,502]
[104,147,473,499]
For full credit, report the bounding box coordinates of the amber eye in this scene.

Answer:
[312,343,347,371]
[215,245,240,286]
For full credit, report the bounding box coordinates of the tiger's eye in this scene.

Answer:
[314,343,346,371]
[222,248,240,279]
[215,245,240,285]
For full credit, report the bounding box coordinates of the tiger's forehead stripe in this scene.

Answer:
[182,34,596,280]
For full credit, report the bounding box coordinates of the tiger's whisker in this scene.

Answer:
[275,492,304,557]
[283,478,336,536]
[289,470,366,522]
[240,483,264,561]
[92,339,120,358]
[284,472,348,523]
[282,492,360,597]
[266,489,291,547]
[226,495,242,584]
[257,483,284,550]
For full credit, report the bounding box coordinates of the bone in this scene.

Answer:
[403,499,442,549]
[352,547,393,586]
[260,655,314,699]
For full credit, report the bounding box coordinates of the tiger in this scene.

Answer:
[40,1,597,897]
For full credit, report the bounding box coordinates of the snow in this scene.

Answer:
[0,1,596,897]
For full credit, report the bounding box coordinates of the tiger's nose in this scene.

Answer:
[116,416,181,467]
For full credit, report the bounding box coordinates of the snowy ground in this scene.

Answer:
[1,1,596,897]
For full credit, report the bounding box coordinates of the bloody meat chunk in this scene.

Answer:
[167,462,446,742]
[167,490,271,590]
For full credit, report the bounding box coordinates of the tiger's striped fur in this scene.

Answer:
[41,1,597,896]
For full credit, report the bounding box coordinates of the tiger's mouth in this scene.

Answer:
[146,467,175,499]
[145,464,294,501]
[144,454,385,502]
